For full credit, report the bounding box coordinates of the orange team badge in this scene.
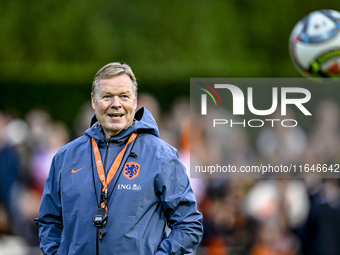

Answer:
[123,162,140,180]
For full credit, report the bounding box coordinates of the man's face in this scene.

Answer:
[91,74,137,138]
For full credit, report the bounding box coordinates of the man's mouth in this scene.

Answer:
[108,113,124,119]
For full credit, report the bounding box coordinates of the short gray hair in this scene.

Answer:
[92,62,138,96]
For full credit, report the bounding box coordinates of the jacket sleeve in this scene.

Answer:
[155,156,203,255]
[34,156,63,255]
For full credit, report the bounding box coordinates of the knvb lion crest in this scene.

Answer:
[123,162,140,180]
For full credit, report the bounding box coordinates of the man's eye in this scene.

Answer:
[103,95,111,99]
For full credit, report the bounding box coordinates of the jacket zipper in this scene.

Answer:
[100,132,110,173]
[97,134,109,255]
[103,140,110,172]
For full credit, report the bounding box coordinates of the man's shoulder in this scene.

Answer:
[137,133,178,159]
[55,135,89,157]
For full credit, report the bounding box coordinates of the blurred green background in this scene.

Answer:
[1,0,340,126]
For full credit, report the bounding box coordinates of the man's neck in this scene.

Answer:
[102,129,119,141]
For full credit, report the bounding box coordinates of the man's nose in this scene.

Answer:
[110,96,121,108]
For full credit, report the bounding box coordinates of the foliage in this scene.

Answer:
[1,0,340,124]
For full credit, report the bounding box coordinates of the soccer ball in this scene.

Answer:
[289,9,340,78]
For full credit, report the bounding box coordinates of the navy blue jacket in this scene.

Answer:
[35,107,203,255]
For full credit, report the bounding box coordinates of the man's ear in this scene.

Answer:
[91,93,96,110]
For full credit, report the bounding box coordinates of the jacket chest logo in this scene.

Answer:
[123,162,140,180]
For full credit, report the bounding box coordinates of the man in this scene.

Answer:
[35,62,203,255]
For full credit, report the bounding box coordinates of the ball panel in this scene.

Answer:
[289,9,340,78]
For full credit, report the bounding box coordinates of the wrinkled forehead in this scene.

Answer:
[94,74,137,96]
[96,75,136,95]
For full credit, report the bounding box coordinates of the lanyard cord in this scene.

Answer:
[91,132,138,211]
[90,142,99,208]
